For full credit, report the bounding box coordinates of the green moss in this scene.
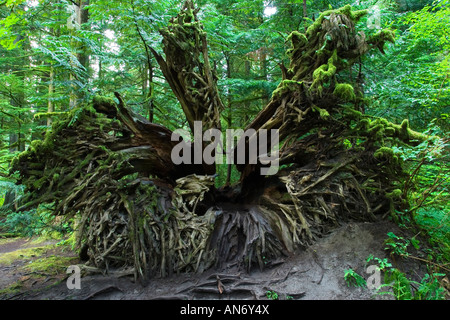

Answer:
[399,119,409,139]
[311,50,338,95]
[368,29,395,53]
[350,9,369,22]
[375,128,385,141]
[313,53,337,82]
[272,80,303,98]
[358,115,430,144]
[92,95,116,109]
[33,176,47,190]
[384,127,395,136]
[306,5,368,38]
[401,119,409,129]
[386,189,402,199]
[283,80,303,90]
[312,105,330,119]
[374,29,395,44]
[346,108,363,120]
[0,237,20,246]
[30,140,42,152]
[333,83,356,101]
[306,9,333,37]
[374,146,399,164]
[387,118,429,142]
[33,112,68,120]
[288,31,307,49]
[359,118,370,130]
[22,255,78,275]
[0,281,22,297]
[368,123,383,137]
[376,118,389,126]
[0,244,56,265]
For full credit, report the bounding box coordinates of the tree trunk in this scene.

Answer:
[47,66,54,127]
[69,0,90,108]
[224,52,233,187]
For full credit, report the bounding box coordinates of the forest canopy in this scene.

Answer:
[0,0,448,299]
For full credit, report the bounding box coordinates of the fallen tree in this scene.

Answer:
[10,1,433,281]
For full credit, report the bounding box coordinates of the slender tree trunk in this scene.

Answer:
[98,42,103,80]
[260,49,269,108]
[243,59,251,124]
[76,0,90,72]
[47,66,54,127]
[69,0,90,108]
[141,63,154,122]
[147,61,154,122]
[224,53,233,186]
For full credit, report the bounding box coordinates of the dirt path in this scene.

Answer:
[0,220,430,300]
[0,237,78,298]
[0,238,29,254]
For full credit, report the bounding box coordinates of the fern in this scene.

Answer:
[377,269,446,300]
[414,273,446,300]
[344,269,367,288]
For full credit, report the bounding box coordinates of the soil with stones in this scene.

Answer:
[1,220,430,300]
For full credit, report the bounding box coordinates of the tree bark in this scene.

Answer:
[69,0,90,108]
[47,66,54,127]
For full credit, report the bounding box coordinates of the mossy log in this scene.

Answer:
[9,1,435,281]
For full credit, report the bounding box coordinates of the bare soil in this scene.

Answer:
[0,220,432,300]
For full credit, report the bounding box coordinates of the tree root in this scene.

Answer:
[9,2,434,282]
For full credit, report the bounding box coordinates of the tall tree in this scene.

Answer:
[68,0,90,108]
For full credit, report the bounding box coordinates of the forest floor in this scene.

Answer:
[0,220,434,300]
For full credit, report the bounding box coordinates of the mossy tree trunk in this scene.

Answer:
[10,1,433,281]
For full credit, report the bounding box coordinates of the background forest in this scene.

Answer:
[0,0,448,299]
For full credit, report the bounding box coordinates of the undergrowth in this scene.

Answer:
[343,122,449,300]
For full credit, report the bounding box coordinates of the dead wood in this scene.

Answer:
[9,1,436,282]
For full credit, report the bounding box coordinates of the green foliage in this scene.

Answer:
[362,0,449,128]
[380,269,446,300]
[265,290,279,300]
[367,255,446,300]
[366,254,393,270]
[415,207,449,257]
[390,122,449,250]
[414,273,447,300]
[0,204,72,238]
[384,232,410,257]
[215,164,240,188]
[344,269,367,288]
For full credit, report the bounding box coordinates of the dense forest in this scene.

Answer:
[0,0,449,300]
